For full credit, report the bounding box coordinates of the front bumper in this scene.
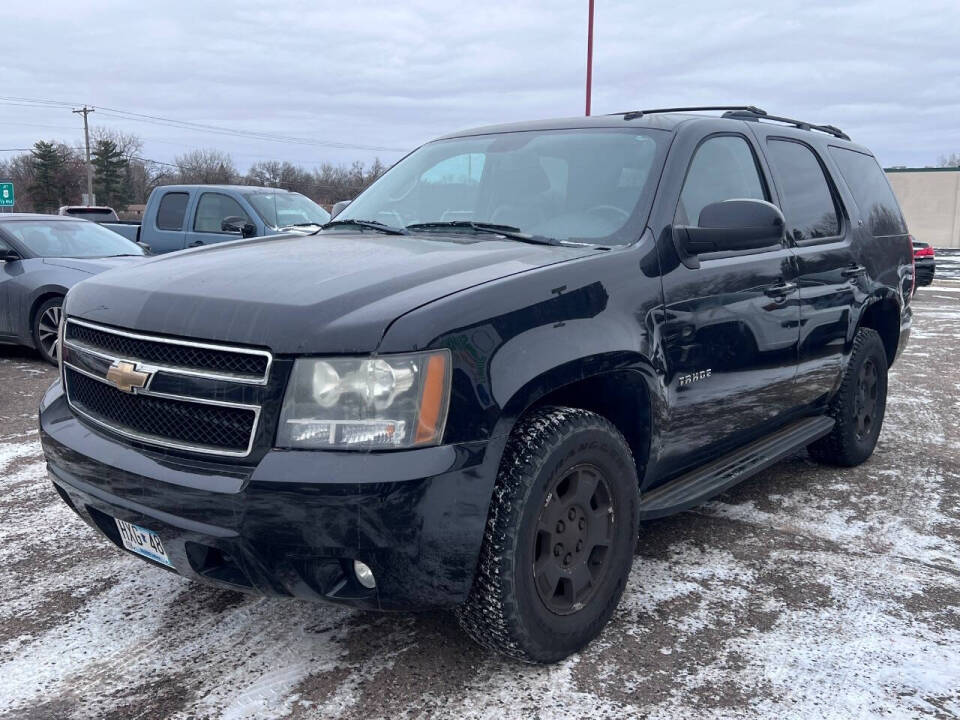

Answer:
[40,381,501,611]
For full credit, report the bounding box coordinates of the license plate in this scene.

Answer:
[115,518,174,568]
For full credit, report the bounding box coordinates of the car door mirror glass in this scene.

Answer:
[677,199,785,255]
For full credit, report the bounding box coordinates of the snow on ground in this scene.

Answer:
[0,287,958,719]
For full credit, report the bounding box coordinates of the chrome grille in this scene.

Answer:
[62,318,270,457]
[64,318,271,384]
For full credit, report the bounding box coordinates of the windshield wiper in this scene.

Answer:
[318,219,409,235]
[405,221,564,246]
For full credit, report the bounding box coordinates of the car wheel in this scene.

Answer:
[32,297,63,366]
[808,327,888,467]
[455,406,639,663]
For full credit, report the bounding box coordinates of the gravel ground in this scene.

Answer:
[1,282,959,719]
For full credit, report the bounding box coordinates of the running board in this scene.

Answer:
[638,416,835,520]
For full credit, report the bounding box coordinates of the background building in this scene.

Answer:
[886,167,960,248]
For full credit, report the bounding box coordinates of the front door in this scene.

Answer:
[184,192,251,248]
[657,132,802,470]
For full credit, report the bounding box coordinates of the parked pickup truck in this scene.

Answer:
[42,106,913,663]
[94,185,331,253]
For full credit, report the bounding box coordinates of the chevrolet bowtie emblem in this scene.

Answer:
[105,361,150,393]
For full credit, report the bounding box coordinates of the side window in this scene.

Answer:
[676,135,766,226]
[156,192,189,231]
[766,140,840,241]
[828,147,907,237]
[193,193,251,233]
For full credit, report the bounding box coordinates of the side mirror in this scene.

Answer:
[676,199,785,255]
[221,216,258,239]
[331,200,351,219]
[0,249,20,263]
[136,241,153,255]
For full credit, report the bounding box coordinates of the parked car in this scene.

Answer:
[58,205,144,244]
[95,185,331,253]
[41,106,913,663]
[913,237,935,286]
[0,214,145,364]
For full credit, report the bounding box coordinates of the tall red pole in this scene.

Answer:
[585,0,594,116]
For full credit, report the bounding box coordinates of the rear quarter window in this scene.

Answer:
[828,147,907,237]
[156,192,189,231]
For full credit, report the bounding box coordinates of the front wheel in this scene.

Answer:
[33,297,63,366]
[455,406,639,663]
[808,327,888,466]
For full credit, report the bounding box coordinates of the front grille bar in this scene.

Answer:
[62,317,271,458]
[65,318,272,385]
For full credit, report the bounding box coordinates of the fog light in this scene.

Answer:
[353,560,376,589]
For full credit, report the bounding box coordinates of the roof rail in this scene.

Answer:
[610,105,850,141]
[721,109,850,141]
[611,105,766,121]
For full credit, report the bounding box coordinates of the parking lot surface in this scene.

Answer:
[1,282,959,720]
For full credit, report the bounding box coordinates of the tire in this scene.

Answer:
[32,297,63,366]
[455,406,639,663]
[808,327,888,467]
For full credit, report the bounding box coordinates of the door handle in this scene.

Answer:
[841,264,866,279]
[188,240,204,248]
[764,281,797,298]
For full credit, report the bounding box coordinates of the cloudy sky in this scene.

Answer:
[3,0,958,171]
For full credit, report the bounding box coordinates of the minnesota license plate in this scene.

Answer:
[115,518,174,568]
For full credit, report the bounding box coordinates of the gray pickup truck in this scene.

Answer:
[96,185,331,253]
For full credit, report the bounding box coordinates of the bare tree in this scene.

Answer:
[174,149,238,184]
[938,152,960,168]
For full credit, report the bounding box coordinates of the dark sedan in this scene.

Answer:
[0,214,145,364]
[913,238,935,287]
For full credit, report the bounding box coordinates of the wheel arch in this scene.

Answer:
[26,287,68,348]
[492,354,661,486]
[854,291,901,367]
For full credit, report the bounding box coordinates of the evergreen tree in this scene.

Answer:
[29,141,70,212]
[92,139,131,209]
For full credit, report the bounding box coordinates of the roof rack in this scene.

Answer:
[611,105,850,141]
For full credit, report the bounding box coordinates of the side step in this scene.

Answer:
[638,416,835,520]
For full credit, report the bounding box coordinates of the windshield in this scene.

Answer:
[337,128,667,245]
[3,220,145,258]
[247,192,331,228]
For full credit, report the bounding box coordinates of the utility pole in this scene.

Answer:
[72,106,95,205]
[585,0,594,116]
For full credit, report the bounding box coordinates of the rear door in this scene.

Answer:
[755,131,860,405]
[147,190,190,253]
[657,128,802,468]
[184,192,252,248]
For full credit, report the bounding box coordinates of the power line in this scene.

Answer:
[0,95,408,153]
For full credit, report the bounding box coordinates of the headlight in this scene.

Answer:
[276,350,451,450]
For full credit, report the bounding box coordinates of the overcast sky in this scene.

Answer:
[3,0,958,171]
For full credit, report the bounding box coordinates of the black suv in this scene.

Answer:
[40,106,913,663]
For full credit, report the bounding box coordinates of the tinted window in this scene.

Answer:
[193,193,251,233]
[339,129,666,245]
[676,135,766,226]
[3,220,144,258]
[766,140,839,241]
[156,192,189,231]
[828,147,907,236]
[63,207,118,222]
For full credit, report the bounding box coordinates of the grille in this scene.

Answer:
[66,322,268,379]
[65,368,256,453]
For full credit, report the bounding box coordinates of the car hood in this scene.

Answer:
[65,232,599,354]
[43,256,144,274]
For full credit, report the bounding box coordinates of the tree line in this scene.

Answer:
[0,129,388,214]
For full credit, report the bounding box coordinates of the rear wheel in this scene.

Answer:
[808,327,888,466]
[455,406,639,663]
[32,297,63,366]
